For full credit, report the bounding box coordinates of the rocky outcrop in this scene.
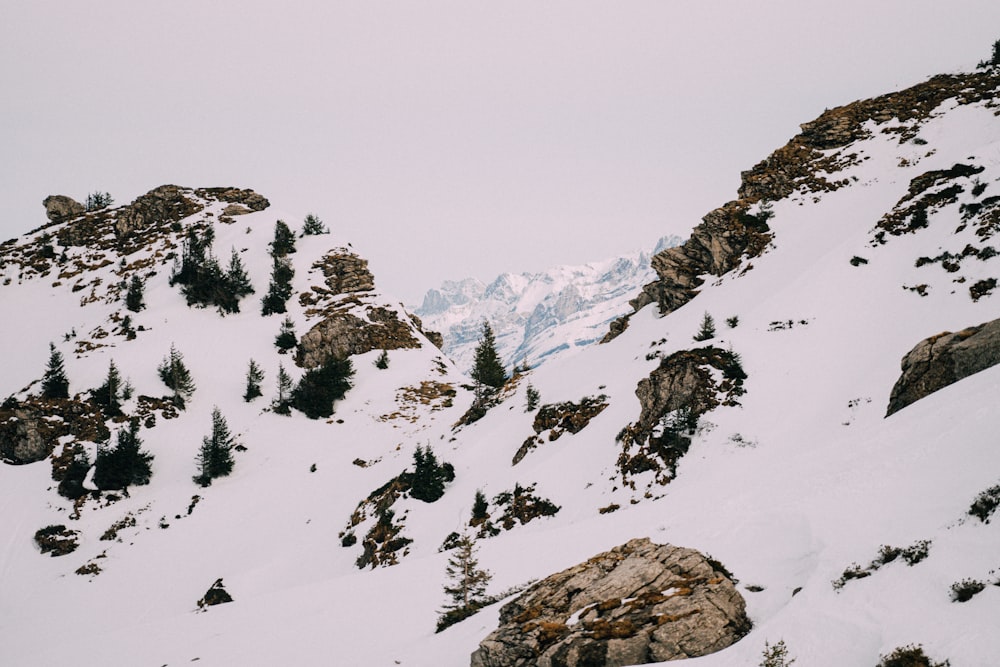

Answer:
[470,538,750,667]
[197,578,234,609]
[296,307,422,368]
[514,395,609,465]
[296,249,424,367]
[617,347,746,486]
[112,184,204,240]
[886,318,1000,416]
[607,68,1000,342]
[0,397,109,465]
[42,195,85,224]
[194,187,270,213]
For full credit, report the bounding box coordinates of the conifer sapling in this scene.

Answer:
[41,343,70,399]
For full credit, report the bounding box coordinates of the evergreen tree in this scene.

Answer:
[261,257,295,315]
[291,357,354,419]
[158,344,196,408]
[693,312,716,342]
[274,316,297,353]
[91,359,124,416]
[301,213,329,236]
[409,445,455,503]
[270,220,297,257]
[84,191,113,211]
[374,350,389,369]
[225,248,254,299]
[442,532,491,612]
[125,275,145,312]
[194,407,236,486]
[272,363,294,415]
[93,418,153,491]
[524,384,540,412]
[243,359,264,402]
[470,489,489,526]
[470,321,507,391]
[41,343,69,399]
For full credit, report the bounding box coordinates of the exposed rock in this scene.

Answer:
[617,347,746,486]
[470,538,750,667]
[197,578,234,609]
[195,187,270,212]
[312,250,376,295]
[296,307,422,369]
[34,524,80,557]
[514,395,609,465]
[0,397,109,466]
[886,318,1000,416]
[112,184,203,240]
[42,195,85,224]
[295,249,423,367]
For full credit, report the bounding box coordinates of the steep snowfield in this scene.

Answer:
[414,236,681,372]
[1,73,1000,667]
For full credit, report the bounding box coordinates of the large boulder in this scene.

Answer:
[886,318,1000,416]
[42,195,85,223]
[471,538,749,667]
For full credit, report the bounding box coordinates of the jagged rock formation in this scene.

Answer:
[470,538,750,667]
[42,195,85,224]
[886,318,1000,416]
[617,347,746,487]
[0,398,108,465]
[416,237,680,370]
[607,67,1000,341]
[296,249,431,368]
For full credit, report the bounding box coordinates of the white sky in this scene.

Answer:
[3,1,999,303]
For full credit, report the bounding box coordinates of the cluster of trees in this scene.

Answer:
[407,445,455,503]
[246,356,354,420]
[169,225,254,314]
[194,408,236,486]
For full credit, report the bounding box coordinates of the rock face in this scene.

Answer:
[113,184,204,240]
[42,195,85,223]
[886,318,1000,416]
[470,538,750,667]
[296,249,425,368]
[617,347,747,486]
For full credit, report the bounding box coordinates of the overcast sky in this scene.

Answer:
[3,2,999,303]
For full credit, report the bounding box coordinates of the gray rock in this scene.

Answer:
[470,538,750,667]
[42,195,85,223]
[886,318,1000,416]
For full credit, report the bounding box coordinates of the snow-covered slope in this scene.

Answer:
[1,64,1000,667]
[414,236,681,372]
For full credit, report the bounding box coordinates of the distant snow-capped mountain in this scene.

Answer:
[414,235,682,372]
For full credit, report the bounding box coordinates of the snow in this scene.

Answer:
[1,78,1000,667]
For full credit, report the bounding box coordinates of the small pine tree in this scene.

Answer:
[261,257,295,315]
[471,321,507,392]
[223,248,255,308]
[41,343,70,399]
[93,418,153,491]
[470,490,489,526]
[125,275,145,312]
[270,220,297,257]
[273,363,294,415]
[194,407,236,486]
[91,359,124,417]
[759,639,796,667]
[442,532,492,612]
[525,384,540,412]
[244,359,264,402]
[693,312,716,342]
[158,344,196,408]
[291,358,354,419]
[275,316,297,353]
[301,213,328,236]
[374,350,389,369]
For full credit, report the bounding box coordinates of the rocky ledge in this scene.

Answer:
[886,317,1000,416]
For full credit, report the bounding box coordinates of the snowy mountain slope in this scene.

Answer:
[414,236,681,372]
[0,63,999,667]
